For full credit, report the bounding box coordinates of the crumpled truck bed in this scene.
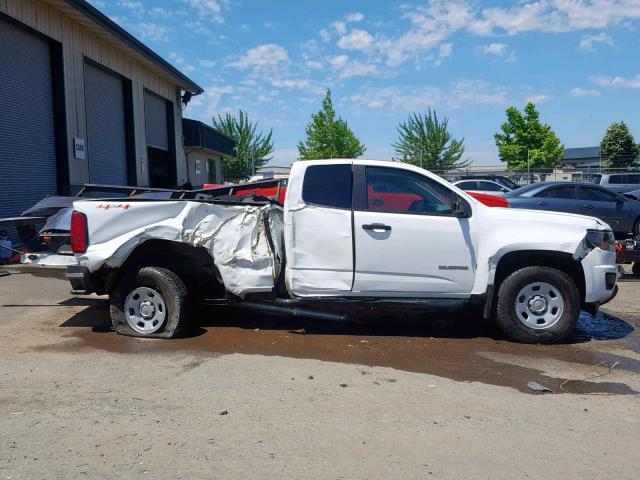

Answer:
[74,200,284,298]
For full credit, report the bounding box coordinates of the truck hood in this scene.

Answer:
[485,205,609,231]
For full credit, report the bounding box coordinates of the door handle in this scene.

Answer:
[583,204,594,209]
[362,223,391,231]
[537,201,548,206]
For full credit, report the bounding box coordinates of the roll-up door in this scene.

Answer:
[84,61,128,185]
[144,91,168,150]
[0,19,57,219]
[144,90,175,188]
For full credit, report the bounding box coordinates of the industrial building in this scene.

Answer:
[0,0,233,221]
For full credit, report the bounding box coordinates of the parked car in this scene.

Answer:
[455,175,519,190]
[622,189,640,201]
[453,179,512,196]
[592,173,640,193]
[61,160,617,344]
[505,181,640,237]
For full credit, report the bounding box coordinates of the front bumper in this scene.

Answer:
[580,247,618,304]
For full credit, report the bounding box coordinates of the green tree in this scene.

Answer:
[494,102,564,171]
[392,109,469,170]
[600,121,640,169]
[298,89,365,159]
[212,110,274,181]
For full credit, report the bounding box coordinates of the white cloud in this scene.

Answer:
[434,42,452,66]
[349,79,506,111]
[525,94,549,103]
[182,0,226,23]
[481,42,507,56]
[134,22,169,43]
[570,87,601,96]
[579,33,613,51]
[383,0,473,67]
[305,60,323,70]
[329,55,380,78]
[169,52,195,72]
[148,6,171,18]
[469,0,640,36]
[590,74,640,88]
[198,59,216,68]
[319,28,331,43]
[118,1,143,10]
[345,12,365,23]
[337,29,376,52]
[229,44,289,72]
[332,21,347,36]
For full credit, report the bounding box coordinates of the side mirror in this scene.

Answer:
[452,196,471,218]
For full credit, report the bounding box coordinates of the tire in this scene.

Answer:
[495,266,580,344]
[632,262,640,276]
[634,218,640,238]
[110,267,191,338]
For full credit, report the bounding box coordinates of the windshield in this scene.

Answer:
[495,177,519,190]
[592,175,602,184]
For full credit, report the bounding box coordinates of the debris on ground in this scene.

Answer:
[289,328,306,335]
[527,381,552,393]
[219,410,229,415]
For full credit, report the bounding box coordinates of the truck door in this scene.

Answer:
[284,163,354,295]
[352,165,476,295]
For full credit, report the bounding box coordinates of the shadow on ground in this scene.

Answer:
[48,299,639,396]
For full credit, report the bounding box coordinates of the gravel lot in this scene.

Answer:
[0,273,639,479]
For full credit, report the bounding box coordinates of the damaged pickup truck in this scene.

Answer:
[67,160,618,344]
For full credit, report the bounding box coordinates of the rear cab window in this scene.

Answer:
[302,164,352,209]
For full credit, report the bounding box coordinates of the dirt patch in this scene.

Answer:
[39,302,639,395]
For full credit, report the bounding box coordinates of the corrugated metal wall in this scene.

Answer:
[0,18,58,218]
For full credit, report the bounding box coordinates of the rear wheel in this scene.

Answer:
[110,267,191,338]
[495,266,580,344]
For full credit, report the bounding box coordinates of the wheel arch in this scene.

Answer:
[103,239,225,299]
[484,249,586,318]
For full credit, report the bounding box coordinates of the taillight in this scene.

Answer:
[70,210,88,254]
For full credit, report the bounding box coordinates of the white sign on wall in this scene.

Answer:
[74,137,86,160]
[195,159,201,175]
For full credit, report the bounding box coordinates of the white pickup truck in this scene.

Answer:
[66,159,618,344]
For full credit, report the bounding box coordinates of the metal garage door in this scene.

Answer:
[84,61,128,185]
[144,91,168,150]
[0,19,57,219]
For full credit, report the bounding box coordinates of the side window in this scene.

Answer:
[302,164,352,209]
[535,186,576,199]
[627,174,640,184]
[577,186,618,202]
[478,181,502,192]
[456,181,477,190]
[365,167,455,215]
[609,175,623,185]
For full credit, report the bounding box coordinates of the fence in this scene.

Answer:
[428,166,640,186]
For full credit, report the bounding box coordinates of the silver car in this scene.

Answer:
[453,179,512,196]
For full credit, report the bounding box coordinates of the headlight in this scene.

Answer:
[585,229,616,253]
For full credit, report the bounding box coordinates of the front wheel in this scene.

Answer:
[495,266,580,344]
[110,266,191,338]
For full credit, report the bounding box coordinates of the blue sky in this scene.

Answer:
[90,0,640,166]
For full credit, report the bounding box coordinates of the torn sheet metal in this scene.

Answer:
[75,200,284,298]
